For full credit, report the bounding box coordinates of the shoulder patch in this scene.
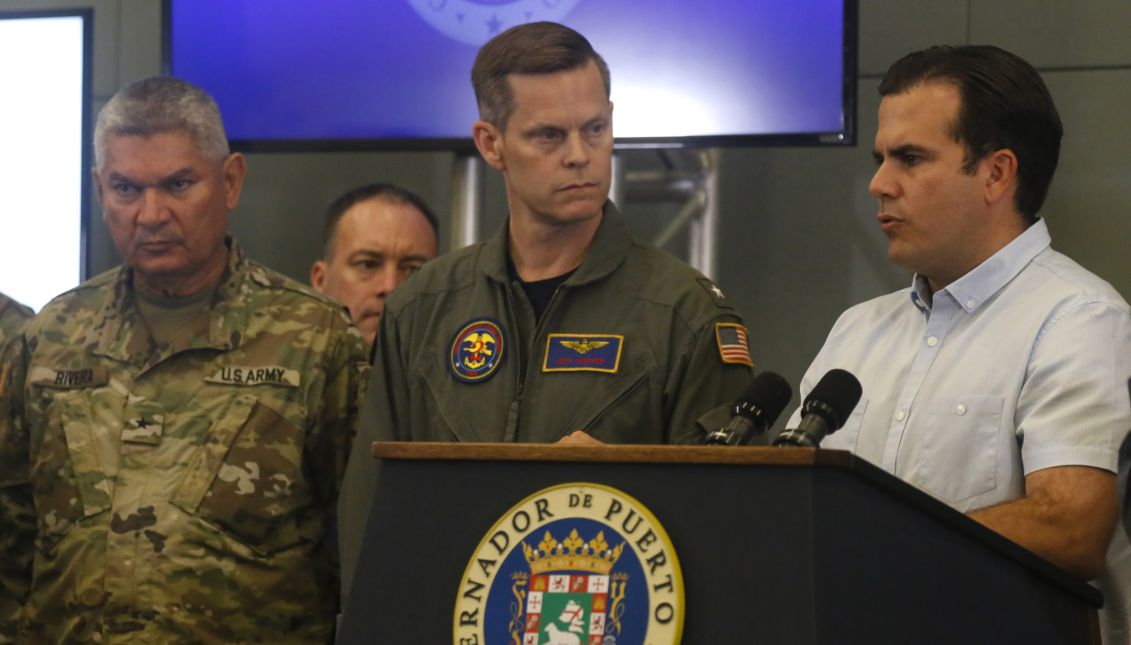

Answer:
[449,319,505,384]
[715,323,753,366]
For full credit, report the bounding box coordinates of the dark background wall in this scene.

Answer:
[5,0,1129,410]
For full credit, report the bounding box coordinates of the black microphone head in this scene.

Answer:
[733,371,793,433]
[802,369,862,431]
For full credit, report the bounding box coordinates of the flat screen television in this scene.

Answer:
[166,0,855,151]
[0,9,91,311]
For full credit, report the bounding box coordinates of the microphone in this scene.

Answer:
[773,369,862,448]
[705,371,793,446]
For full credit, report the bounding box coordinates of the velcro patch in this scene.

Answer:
[122,414,165,445]
[543,334,624,373]
[29,366,109,389]
[204,366,300,387]
[715,323,753,366]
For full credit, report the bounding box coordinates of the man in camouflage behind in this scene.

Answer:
[0,291,32,641]
[0,76,369,643]
[0,293,32,347]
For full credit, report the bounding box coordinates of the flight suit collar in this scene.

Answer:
[480,201,633,287]
[92,236,252,364]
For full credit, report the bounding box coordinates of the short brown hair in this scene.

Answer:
[471,21,610,131]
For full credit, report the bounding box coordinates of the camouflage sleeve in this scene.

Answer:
[337,307,410,603]
[306,323,369,612]
[664,314,755,444]
[0,336,34,643]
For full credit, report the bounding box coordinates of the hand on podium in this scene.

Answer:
[556,430,605,446]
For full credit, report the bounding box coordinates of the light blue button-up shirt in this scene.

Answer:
[790,218,1131,639]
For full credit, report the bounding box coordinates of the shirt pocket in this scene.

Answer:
[171,394,308,556]
[570,352,657,442]
[33,390,111,555]
[915,395,1004,505]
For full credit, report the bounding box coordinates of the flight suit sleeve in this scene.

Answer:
[664,314,755,444]
[0,336,34,643]
[337,307,412,602]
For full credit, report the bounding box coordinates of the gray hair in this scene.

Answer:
[94,76,230,168]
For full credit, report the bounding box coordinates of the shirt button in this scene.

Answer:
[956,403,967,415]
[926,336,938,347]
[895,409,906,421]
[966,299,976,309]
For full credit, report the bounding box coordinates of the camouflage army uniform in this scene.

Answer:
[0,240,369,643]
[0,293,32,347]
[0,292,33,642]
[338,202,753,597]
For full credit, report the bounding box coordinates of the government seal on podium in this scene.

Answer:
[454,483,684,644]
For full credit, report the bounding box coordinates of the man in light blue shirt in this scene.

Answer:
[792,45,1131,641]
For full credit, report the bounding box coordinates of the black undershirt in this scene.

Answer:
[507,257,574,322]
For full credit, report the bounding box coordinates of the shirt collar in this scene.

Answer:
[481,201,632,287]
[909,218,1051,315]
[93,236,251,362]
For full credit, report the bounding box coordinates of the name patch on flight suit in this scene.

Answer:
[29,366,110,389]
[449,319,505,384]
[204,366,301,387]
[542,334,624,373]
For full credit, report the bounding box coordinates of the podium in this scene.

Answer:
[339,443,1101,644]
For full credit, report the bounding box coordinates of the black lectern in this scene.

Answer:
[339,443,1100,644]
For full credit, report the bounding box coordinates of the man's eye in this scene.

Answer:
[586,122,607,137]
[534,129,563,142]
[405,264,423,276]
[112,183,140,197]
[900,154,922,167]
[355,259,380,270]
[169,179,194,191]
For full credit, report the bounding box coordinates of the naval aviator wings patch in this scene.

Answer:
[543,333,624,373]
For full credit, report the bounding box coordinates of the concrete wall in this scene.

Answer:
[4,0,1129,412]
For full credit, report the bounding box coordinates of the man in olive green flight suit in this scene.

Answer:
[0,77,369,643]
[338,22,755,600]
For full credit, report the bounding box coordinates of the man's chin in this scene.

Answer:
[357,316,380,341]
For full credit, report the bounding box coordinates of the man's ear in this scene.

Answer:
[472,120,506,171]
[222,152,247,210]
[983,148,1019,207]
[92,167,105,215]
[310,260,328,293]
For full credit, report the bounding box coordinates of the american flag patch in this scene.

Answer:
[715,323,753,366]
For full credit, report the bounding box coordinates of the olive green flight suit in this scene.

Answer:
[339,203,753,598]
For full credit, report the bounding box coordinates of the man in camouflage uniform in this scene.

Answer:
[338,22,754,600]
[0,291,32,641]
[0,77,368,643]
[0,293,32,347]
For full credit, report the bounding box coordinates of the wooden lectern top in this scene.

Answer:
[373,441,854,466]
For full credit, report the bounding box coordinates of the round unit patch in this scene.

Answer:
[453,483,684,644]
[449,319,506,384]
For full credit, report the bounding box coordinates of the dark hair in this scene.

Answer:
[471,21,610,131]
[321,183,439,259]
[878,45,1062,220]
